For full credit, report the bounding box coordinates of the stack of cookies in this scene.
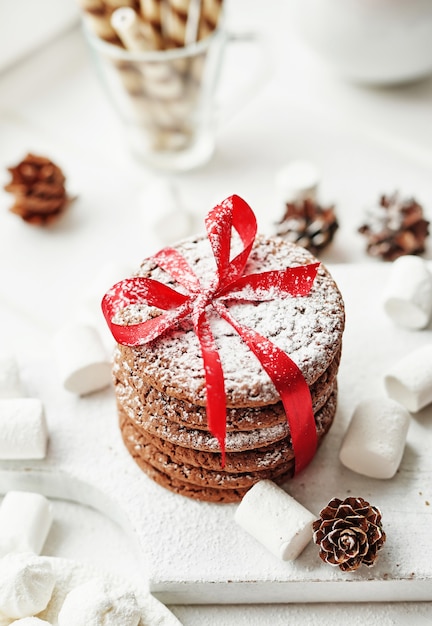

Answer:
[113,234,345,502]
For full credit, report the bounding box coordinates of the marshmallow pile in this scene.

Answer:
[57,579,140,626]
[235,256,432,562]
[0,552,141,625]
[339,255,432,480]
[0,553,56,620]
[0,490,142,625]
[0,491,55,622]
[0,355,47,461]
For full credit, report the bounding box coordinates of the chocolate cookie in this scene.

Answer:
[111,231,344,501]
[120,390,337,502]
[113,235,345,408]
[114,348,341,432]
[119,387,337,477]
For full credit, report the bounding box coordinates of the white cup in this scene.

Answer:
[287,0,432,85]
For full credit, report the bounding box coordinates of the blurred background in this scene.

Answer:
[1,1,432,624]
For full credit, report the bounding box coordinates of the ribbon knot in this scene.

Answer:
[102,195,320,474]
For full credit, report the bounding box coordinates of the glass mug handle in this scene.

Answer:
[215,31,271,125]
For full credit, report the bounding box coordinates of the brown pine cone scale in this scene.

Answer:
[275,198,338,255]
[358,192,429,261]
[313,497,386,572]
[4,153,70,226]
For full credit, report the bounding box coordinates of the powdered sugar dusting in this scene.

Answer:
[113,235,345,406]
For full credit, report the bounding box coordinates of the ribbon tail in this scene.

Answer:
[193,312,227,467]
[216,303,317,474]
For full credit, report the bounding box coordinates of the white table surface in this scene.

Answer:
[1,1,432,623]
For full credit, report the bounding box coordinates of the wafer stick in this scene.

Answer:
[185,0,201,45]
[198,0,223,40]
[85,11,120,42]
[139,0,165,49]
[164,0,191,47]
[76,0,104,9]
[112,60,146,94]
[105,0,136,7]
[111,6,152,49]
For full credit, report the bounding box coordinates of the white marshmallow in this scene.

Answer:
[0,354,23,398]
[0,399,47,460]
[275,159,321,205]
[10,619,52,625]
[385,344,432,412]
[0,552,56,618]
[53,324,111,396]
[383,255,432,329]
[339,397,410,479]
[234,480,315,561]
[58,579,140,626]
[140,178,194,244]
[0,492,53,557]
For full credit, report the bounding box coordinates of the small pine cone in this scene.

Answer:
[275,198,339,255]
[358,192,429,261]
[4,153,70,226]
[313,497,386,572]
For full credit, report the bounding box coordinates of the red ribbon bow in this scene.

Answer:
[102,195,320,473]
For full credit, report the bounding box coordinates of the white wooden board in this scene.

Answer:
[0,263,431,604]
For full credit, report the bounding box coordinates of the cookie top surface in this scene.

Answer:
[113,233,345,407]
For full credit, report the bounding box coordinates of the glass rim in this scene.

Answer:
[83,23,224,62]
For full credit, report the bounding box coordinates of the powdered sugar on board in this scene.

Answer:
[0,263,431,604]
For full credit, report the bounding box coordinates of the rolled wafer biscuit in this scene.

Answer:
[164,0,190,47]
[105,0,135,7]
[185,0,201,45]
[152,127,192,151]
[76,0,104,10]
[112,60,145,95]
[198,0,223,40]
[111,7,152,50]
[85,12,119,42]
[143,72,184,99]
[139,0,164,49]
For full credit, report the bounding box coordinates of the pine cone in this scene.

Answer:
[275,198,338,255]
[4,153,70,226]
[358,192,429,261]
[313,497,386,572]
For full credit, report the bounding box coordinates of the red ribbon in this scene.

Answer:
[102,195,320,473]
